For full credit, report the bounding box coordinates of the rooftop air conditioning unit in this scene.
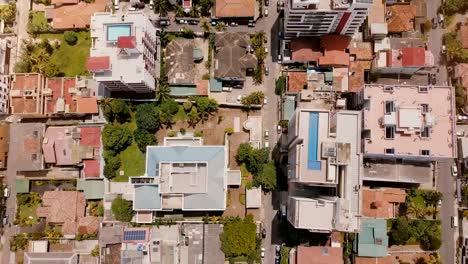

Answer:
[383,86,394,92]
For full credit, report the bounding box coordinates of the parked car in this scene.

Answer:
[438,199,442,207]
[129,6,137,11]
[265,66,269,76]
[261,248,265,258]
[264,9,269,16]
[278,54,282,64]
[211,20,217,26]
[452,216,458,228]
[280,204,286,218]
[248,20,254,27]
[261,228,266,238]
[431,18,437,29]
[230,22,238,27]
[265,47,268,53]
[275,258,280,264]
[452,164,458,177]
[265,0,269,5]
[263,96,268,105]
[188,20,199,25]
[2,215,8,226]
[264,130,269,140]
[149,0,154,8]
[438,13,444,24]
[114,0,120,9]
[458,115,468,121]
[264,141,269,148]
[277,125,282,134]
[441,45,447,54]
[429,73,436,85]
[275,245,281,256]
[4,187,9,198]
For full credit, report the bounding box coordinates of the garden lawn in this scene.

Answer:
[39,31,91,77]
[18,203,40,226]
[114,112,145,182]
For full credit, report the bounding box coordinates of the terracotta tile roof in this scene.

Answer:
[10,73,43,115]
[76,96,98,114]
[386,5,416,33]
[319,35,351,66]
[287,71,307,92]
[290,38,321,62]
[51,0,79,5]
[86,56,110,72]
[349,61,371,93]
[52,0,107,29]
[196,80,209,96]
[458,25,468,49]
[356,256,393,264]
[401,47,425,67]
[349,42,373,61]
[362,188,406,218]
[36,191,86,235]
[77,216,99,234]
[80,127,101,147]
[83,159,100,178]
[296,246,343,264]
[215,0,255,18]
[117,36,136,49]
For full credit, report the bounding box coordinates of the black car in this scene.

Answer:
[261,228,267,238]
[431,18,437,29]
[429,73,436,85]
[265,0,269,6]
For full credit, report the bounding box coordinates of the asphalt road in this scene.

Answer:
[426,0,448,86]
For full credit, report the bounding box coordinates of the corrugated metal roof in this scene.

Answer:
[76,179,104,199]
[134,185,162,210]
[357,219,388,257]
[210,78,222,92]
[283,96,295,121]
[16,179,30,193]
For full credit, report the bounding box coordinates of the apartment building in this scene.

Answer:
[87,12,158,93]
[287,109,362,233]
[284,0,373,39]
[357,84,456,160]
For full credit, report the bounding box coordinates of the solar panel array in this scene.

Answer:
[123,230,146,241]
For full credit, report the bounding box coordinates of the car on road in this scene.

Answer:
[261,248,265,258]
[264,9,269,16]
[265,66,269,76]
[452,164,458,177]
[211,20,217,26]
[114,0,119,9]
[275,245,281,256]
[188,20,199,25]
[230,22,238,27]
[4,187,9,198]
[275,258,280,264]
[280,204,286,218]
[431,18,437,29]
[129,6,137,11]
[452,216,458,228]
[441,45,447,54]
[458,115,468,121]
[277,125,281,134]
[236,95,243,103]
[429,73,436,85]
[263,96,267,105]
[438,14,444,24]
[438,199,442,207]
[264,130,269,140]
[159,19,170,26]
[265,0,269,5]
[265,47,268,53]
[3,215,8,226]
[248,20,254,27]
[278,54,282,64]
[261,228,266,238]
[264,141,269,148]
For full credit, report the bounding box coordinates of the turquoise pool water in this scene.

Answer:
[307,112,321,170]
[107,24,132,41]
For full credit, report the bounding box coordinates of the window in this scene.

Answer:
[421,150,431,156]
[385,148,395,155]
[421,126,430,138]
[385,101,395,114]
[421,104,429,113]
[385,125,395,139]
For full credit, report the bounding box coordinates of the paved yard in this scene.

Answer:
[223,187,245,217]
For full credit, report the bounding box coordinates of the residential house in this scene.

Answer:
[36,191,99,237]
[454,63,468,93]
[10,73,44,115]
[282,38,321,65]
[214,32,257,86]
[365,0,387,40]
[362,188,406,218]
[284,0,373,39]
[357,84,457,161]
[458,24,468,50]
[88,12,158,93]
[214,0,255,22]
[24,252,78,264]
[13,123,45,172]
[372,47,434,75]
[356,219,389,260]
[129,136,240,223]
[289,246,343,264]
[386,5,416,34]
[287,109,362,233]
[48,0,107,30]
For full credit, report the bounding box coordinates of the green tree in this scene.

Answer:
[236,143,270,176]
[134,128,157,152]
[0,3,16,24]
[250,31,266,47]
[275,76,285,95]
[389,217,410,245]
[103,155,121,179]
[220,215,257,258]
[10,235,28,252]
[455,84,467,110]
[187,106,200,127]
[136,103,160,132]
[241,91,265,108]
[201,19,211,33]
[102,124,133,152]
[153,0,170,15]
[191,96,218,121]
[174,4,184,17]
[64,31,78,45]
[102,98,131,123]
[255,161,277,190]
[198,0,213,15]
[189,5,200,18]
[91,245,100,257]
[181,27,195,38]
[156,83,172,103]
[111,196,134,222]
[253,65,263,85]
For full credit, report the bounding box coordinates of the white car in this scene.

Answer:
[278,54,282,64]
[263,96,267,105]
[265,47,268,53]
[458,115,468,121]
[236,95,243,103]
[452,164,458,177]
[3,187,8,198]
[129,6,136,11]
[264,9,268,16]
[441,45,447,54]
[261,247,266,258]
[264,141,269,148]
[114,0,119,9]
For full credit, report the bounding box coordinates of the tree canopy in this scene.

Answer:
[136,103,160,132]
[220,215,257,258]
[256,160,277,191]
[102,123,133,153]
[241,91,265,108]
[134,128,157,153]
[102,98,131,123]
[111,196,134,222]
[103,155,121,179]
[236,143,270,176]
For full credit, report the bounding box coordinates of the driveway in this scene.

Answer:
[436,160,456,264]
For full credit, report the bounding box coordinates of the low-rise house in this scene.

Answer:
[0,75,9,113]
[24,252,78,264]
[10,73,44,115]
[129,136,240,222]
[289,246,343,264]
[362,188,406,218]
[214,0,255,22]
[36,191,99,238]
[214,32,257,86]
[13,123,45,172]
[372,47,434,74]
[282,38,321,65]
[0,123,9,170]
[287,108,362,233]
[386,5,416,34]
[454,63,468,91]
[88,12,159,94]
[48,0,107,30]
[319,35,351,68]
[458,24,468,50]
[356,219,389,259]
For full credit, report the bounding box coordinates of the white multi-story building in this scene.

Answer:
[87,12,159,93]
[284,0,373,39]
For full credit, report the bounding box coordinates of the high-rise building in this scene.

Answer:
[284,0,373,39]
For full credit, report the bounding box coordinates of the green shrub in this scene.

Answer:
[225,127,234,135]
[103,156,121,179]
[202,73,210,80]
[64,31,78,45]
[180,128,186,135]
[133,128,157,153]
[167,131,176,137]
[194,130,203,137]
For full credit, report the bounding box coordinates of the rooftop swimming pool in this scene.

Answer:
[107,24,132,42]
[307,112,321,171]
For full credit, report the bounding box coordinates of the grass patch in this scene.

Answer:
[174,106,187,121]
[39,31,91,77]
[18,203,40,226]
[28,11,49,33]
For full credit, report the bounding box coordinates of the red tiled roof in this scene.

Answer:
[86,56,110,71]
[386,5,416,33]
[76,96,98,114]
[401,47,425,67]
[290,38,321,62]
[458,25,468,49]
[287,72,307,92]
[196,80,209,96]
[83,159,100,178]
[80,127,101,148]
[51,0,79,5]
[117,36,136,49]
[296,246,343,264]
[52,0,107,29]
[319,35,351,66]
[215,0,255,17]
[362,188,406,218]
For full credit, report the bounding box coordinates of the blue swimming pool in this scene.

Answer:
[307,112,321,170]
[107,24,132,41]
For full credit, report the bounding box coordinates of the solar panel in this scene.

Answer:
[123,230,146,241]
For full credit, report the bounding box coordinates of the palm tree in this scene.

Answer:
[30,49,50,74]
[250,31,266,47]
[153,0,169,15]
[201,19,211,33]
[189,5,200,18]
[187,107,200,127]
[215,22,226,32]
[174,4,184,17]
[406,203,426,219]
[156,83,171,103]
